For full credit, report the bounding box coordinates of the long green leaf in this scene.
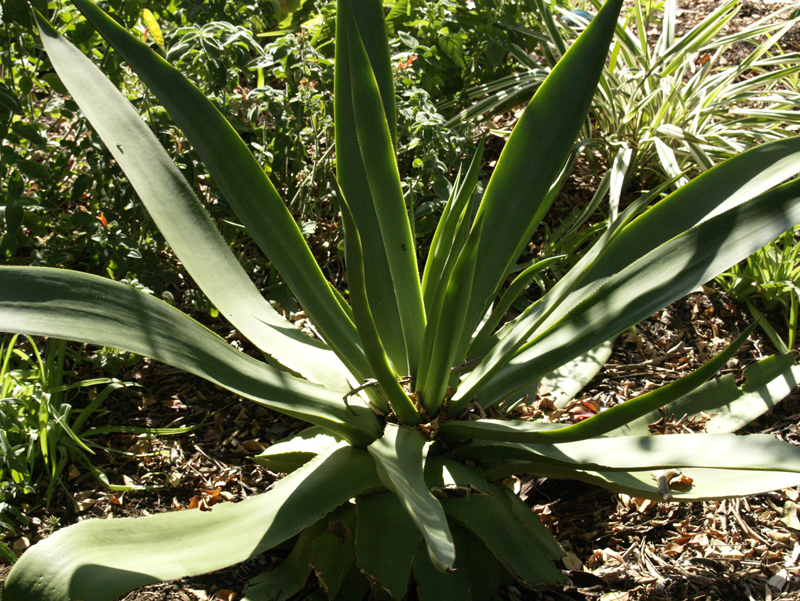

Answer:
[441,323,756,443]
[458,433,800,474]
[457,0,624,362]
[343,2,426,372]
[454,138,800,408]
[421,139,484,313]
[35,11,351,393]
[607,353,800,437]
[334,0,408,373]
[66,0,368,378]
[0,267,381,447]
[3,445,381,601]
[367,424,455,572]
[458,176,800,406]
[338,185,420,424]
[486,462,800,502]
[417,214,483,414]
[441,483,566,585]
[355,492,420,600]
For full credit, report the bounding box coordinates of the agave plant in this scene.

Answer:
[4,0,800,599]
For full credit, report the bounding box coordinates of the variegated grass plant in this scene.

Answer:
[4,0,800,599]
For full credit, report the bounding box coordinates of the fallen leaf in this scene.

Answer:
[600,593,629,601]
[12,537,30,553]
[241,440,266,453]
[562,551,583,571]
[781,501,800,530]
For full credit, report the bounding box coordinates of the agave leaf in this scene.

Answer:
[367,424,455,572]
[337,185,420,424]
[3,445,380,601]
[486,461,800,502]
[495,485,565,561]
[244,518,328,601]
[607,353,800,437]
[463,176,800,405]
[442,324,755,443]
[65,0,367,378]
[334,0,409,373]
[34,10,351,392]
[355,492,420,600]
[252,427,342,473]
[458,433,800,475]
[411,525,494,601]
[342,2,426,372]
[540,339,614,409]
[454,138,800,406]
[421,138,485,314]
[457,0,623,362]
[424,455,490,495]
[310,504,358,600]
[417,213,483,413]
[441,483,567,585]
[0,267,381,447]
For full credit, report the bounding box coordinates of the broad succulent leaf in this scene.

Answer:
[0,268,380,446]
[34,8,351,392]
[64,0,369,379]
[3,445,381,601]
[355,492,420,600]
[368,424,455,572]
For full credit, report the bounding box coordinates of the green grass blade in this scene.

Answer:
[35,11,352,392]
[368,424,455,572]
[0,267,381,446]
[65,0,367,378]
[3,445,380,601]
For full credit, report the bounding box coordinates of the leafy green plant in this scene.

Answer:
[0,335,135,530]
[717,225,800,352]
[4,1,800,600]
[571,0,800,186]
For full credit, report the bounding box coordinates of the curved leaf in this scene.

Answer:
[0,267,381,446]
[335,0,407,373]
[35,10,351,392]
[607,353,800,437]
[367,424,455,572]
[343,2,426,371]
[442,324,755,443]
[458,433,800,475]
[338,185,420,423]
[4,445,381,601]
[458,0,624,360]
[463,177,800,405]
[65,0,368,378]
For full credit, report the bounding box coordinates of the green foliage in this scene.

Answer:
[3,1,800,600]
[717,225,800,351]
[0,335,135,541]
